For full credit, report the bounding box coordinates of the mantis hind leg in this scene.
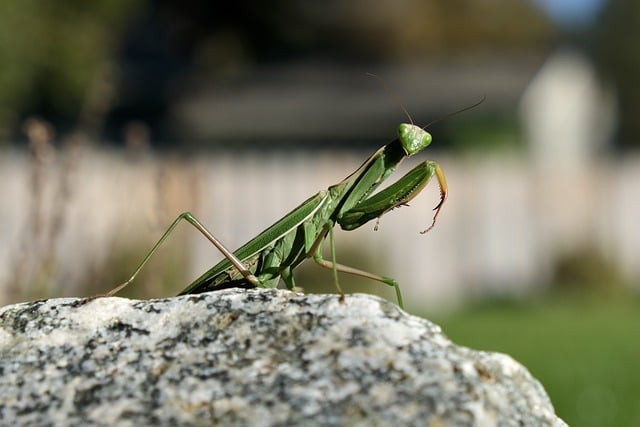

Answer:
[105,212,259,296]
[311,228,404,309]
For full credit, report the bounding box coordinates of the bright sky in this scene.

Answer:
[531,0,607,27]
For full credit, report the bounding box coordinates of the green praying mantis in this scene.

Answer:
[108,93,481,309]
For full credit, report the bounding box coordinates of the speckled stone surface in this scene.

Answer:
[0,289,566,427]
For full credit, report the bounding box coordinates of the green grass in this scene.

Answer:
[430,295,640,427]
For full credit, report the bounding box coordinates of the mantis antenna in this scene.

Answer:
[366,72,485,129]
[366,72,414,125]
[421,95,486,130]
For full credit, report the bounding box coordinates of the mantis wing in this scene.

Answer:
[179,190,329,294]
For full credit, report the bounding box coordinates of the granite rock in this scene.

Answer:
[0,288,567,426]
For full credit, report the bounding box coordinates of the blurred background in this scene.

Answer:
[0,0,638,424]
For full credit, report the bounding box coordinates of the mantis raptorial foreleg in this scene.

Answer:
[338,160,447,234]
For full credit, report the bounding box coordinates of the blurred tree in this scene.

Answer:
[0,0,145,139]
[0,0,554,141]
[149,0,553,66]
[588,0,640,150]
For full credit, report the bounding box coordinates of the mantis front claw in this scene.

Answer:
[421,163,448,234]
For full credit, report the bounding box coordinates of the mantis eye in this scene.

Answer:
[398,124,432,156]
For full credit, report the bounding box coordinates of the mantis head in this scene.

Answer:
[398,123,432,156]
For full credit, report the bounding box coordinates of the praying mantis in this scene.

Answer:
[108,95,480,309]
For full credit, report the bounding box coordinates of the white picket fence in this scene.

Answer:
[1,148,639,309]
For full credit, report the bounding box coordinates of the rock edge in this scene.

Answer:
[0,288,567,426]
